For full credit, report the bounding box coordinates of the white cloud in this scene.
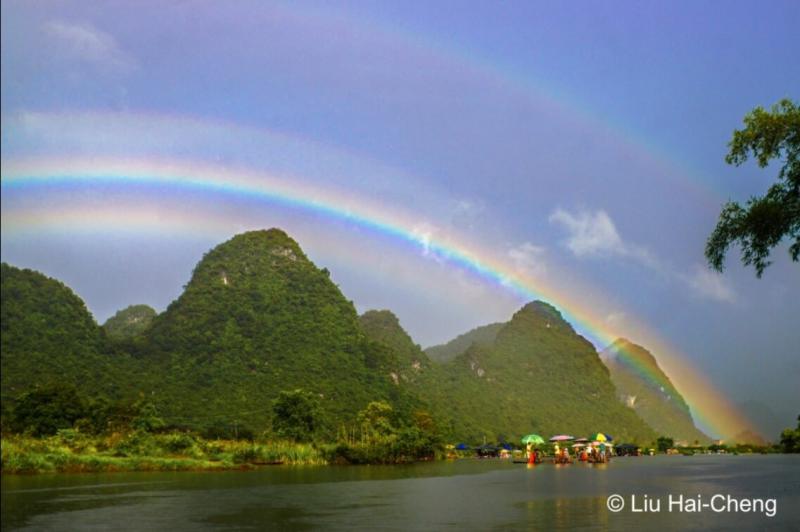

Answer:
[683,265,737,303]
[550,207,736,304]
[549,208,624,257]
[410,223,440,260]
[549,207,661,271]
[44,21,137,74]
[508,242,547,277]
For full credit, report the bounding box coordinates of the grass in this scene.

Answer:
[1,430,326,474]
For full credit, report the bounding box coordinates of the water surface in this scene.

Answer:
[3,455,798,530]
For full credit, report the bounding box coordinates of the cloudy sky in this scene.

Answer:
[2,1,798,435]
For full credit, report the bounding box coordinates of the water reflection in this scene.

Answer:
[2,456,798,531]
[517,496,610,530]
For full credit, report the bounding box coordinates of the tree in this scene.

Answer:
[131,399,165,432]
[656,436,674,453]
[778,415,800,454]
[357,400,395,442]
[10,384,87,436]
[706,99,800,277]
[271,389,320,442]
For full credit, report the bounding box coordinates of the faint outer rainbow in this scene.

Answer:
[280,2,722,203]
[1,156,754,439]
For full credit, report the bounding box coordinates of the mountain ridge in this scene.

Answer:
[2,229,713,444]
[601,338,709,444]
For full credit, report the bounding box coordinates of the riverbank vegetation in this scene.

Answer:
[1,432,326,473]
[1,383,442,473]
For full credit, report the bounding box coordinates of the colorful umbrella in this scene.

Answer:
[521,434,545,445]
[589,433,613,442]
[549,435,575,442]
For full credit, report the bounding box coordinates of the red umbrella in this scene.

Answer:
[549,435,575,442]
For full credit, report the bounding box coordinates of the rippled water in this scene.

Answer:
[2,455,798,530]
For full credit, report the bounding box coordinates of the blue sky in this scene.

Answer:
[2,0,798,436]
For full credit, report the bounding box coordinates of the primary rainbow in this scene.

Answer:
[0,156,754,439]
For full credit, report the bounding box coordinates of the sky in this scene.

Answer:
[2,0,798,438]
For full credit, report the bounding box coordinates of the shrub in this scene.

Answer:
[159,433,196,454]
[112,431,158,457]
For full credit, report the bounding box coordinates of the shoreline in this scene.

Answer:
[2,444,785,476]
[0,433,329,474]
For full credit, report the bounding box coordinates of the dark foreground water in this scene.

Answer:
[2,455,799,531]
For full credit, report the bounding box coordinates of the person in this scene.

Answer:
[553,443,560,463]
[599,442,607,463]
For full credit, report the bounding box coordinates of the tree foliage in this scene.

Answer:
[656,436,675,453]
[272,389,320,442]
[357,400,395,441]
[9,384,88,436]
[706,98,800,277]
[779,415,800,453]
[130,400,166,432]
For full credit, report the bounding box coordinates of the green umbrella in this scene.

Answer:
[521,434,545,445]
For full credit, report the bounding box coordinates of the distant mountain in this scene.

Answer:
[424,322,504,363]
[0,263,128,397]
[731,429,769,446]
[140,229,418,432]
[601,339,709,444]
[102,305,157,340]
[358,310,432,383]
[365,301,658,444]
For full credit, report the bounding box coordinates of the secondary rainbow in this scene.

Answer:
[280,2,723,203]
[1,156,754,439]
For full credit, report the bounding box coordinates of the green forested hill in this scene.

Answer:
[0,263,130,397]
[424,322,504,363]
[102,305,157,340]
[137,229,418,433]
[423,303,657,443]
[363,301,658,444]
[358,310,432,379]
[4,231,687,446]
[601,339,709,444]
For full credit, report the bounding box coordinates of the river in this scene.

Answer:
[2,455,798,530]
